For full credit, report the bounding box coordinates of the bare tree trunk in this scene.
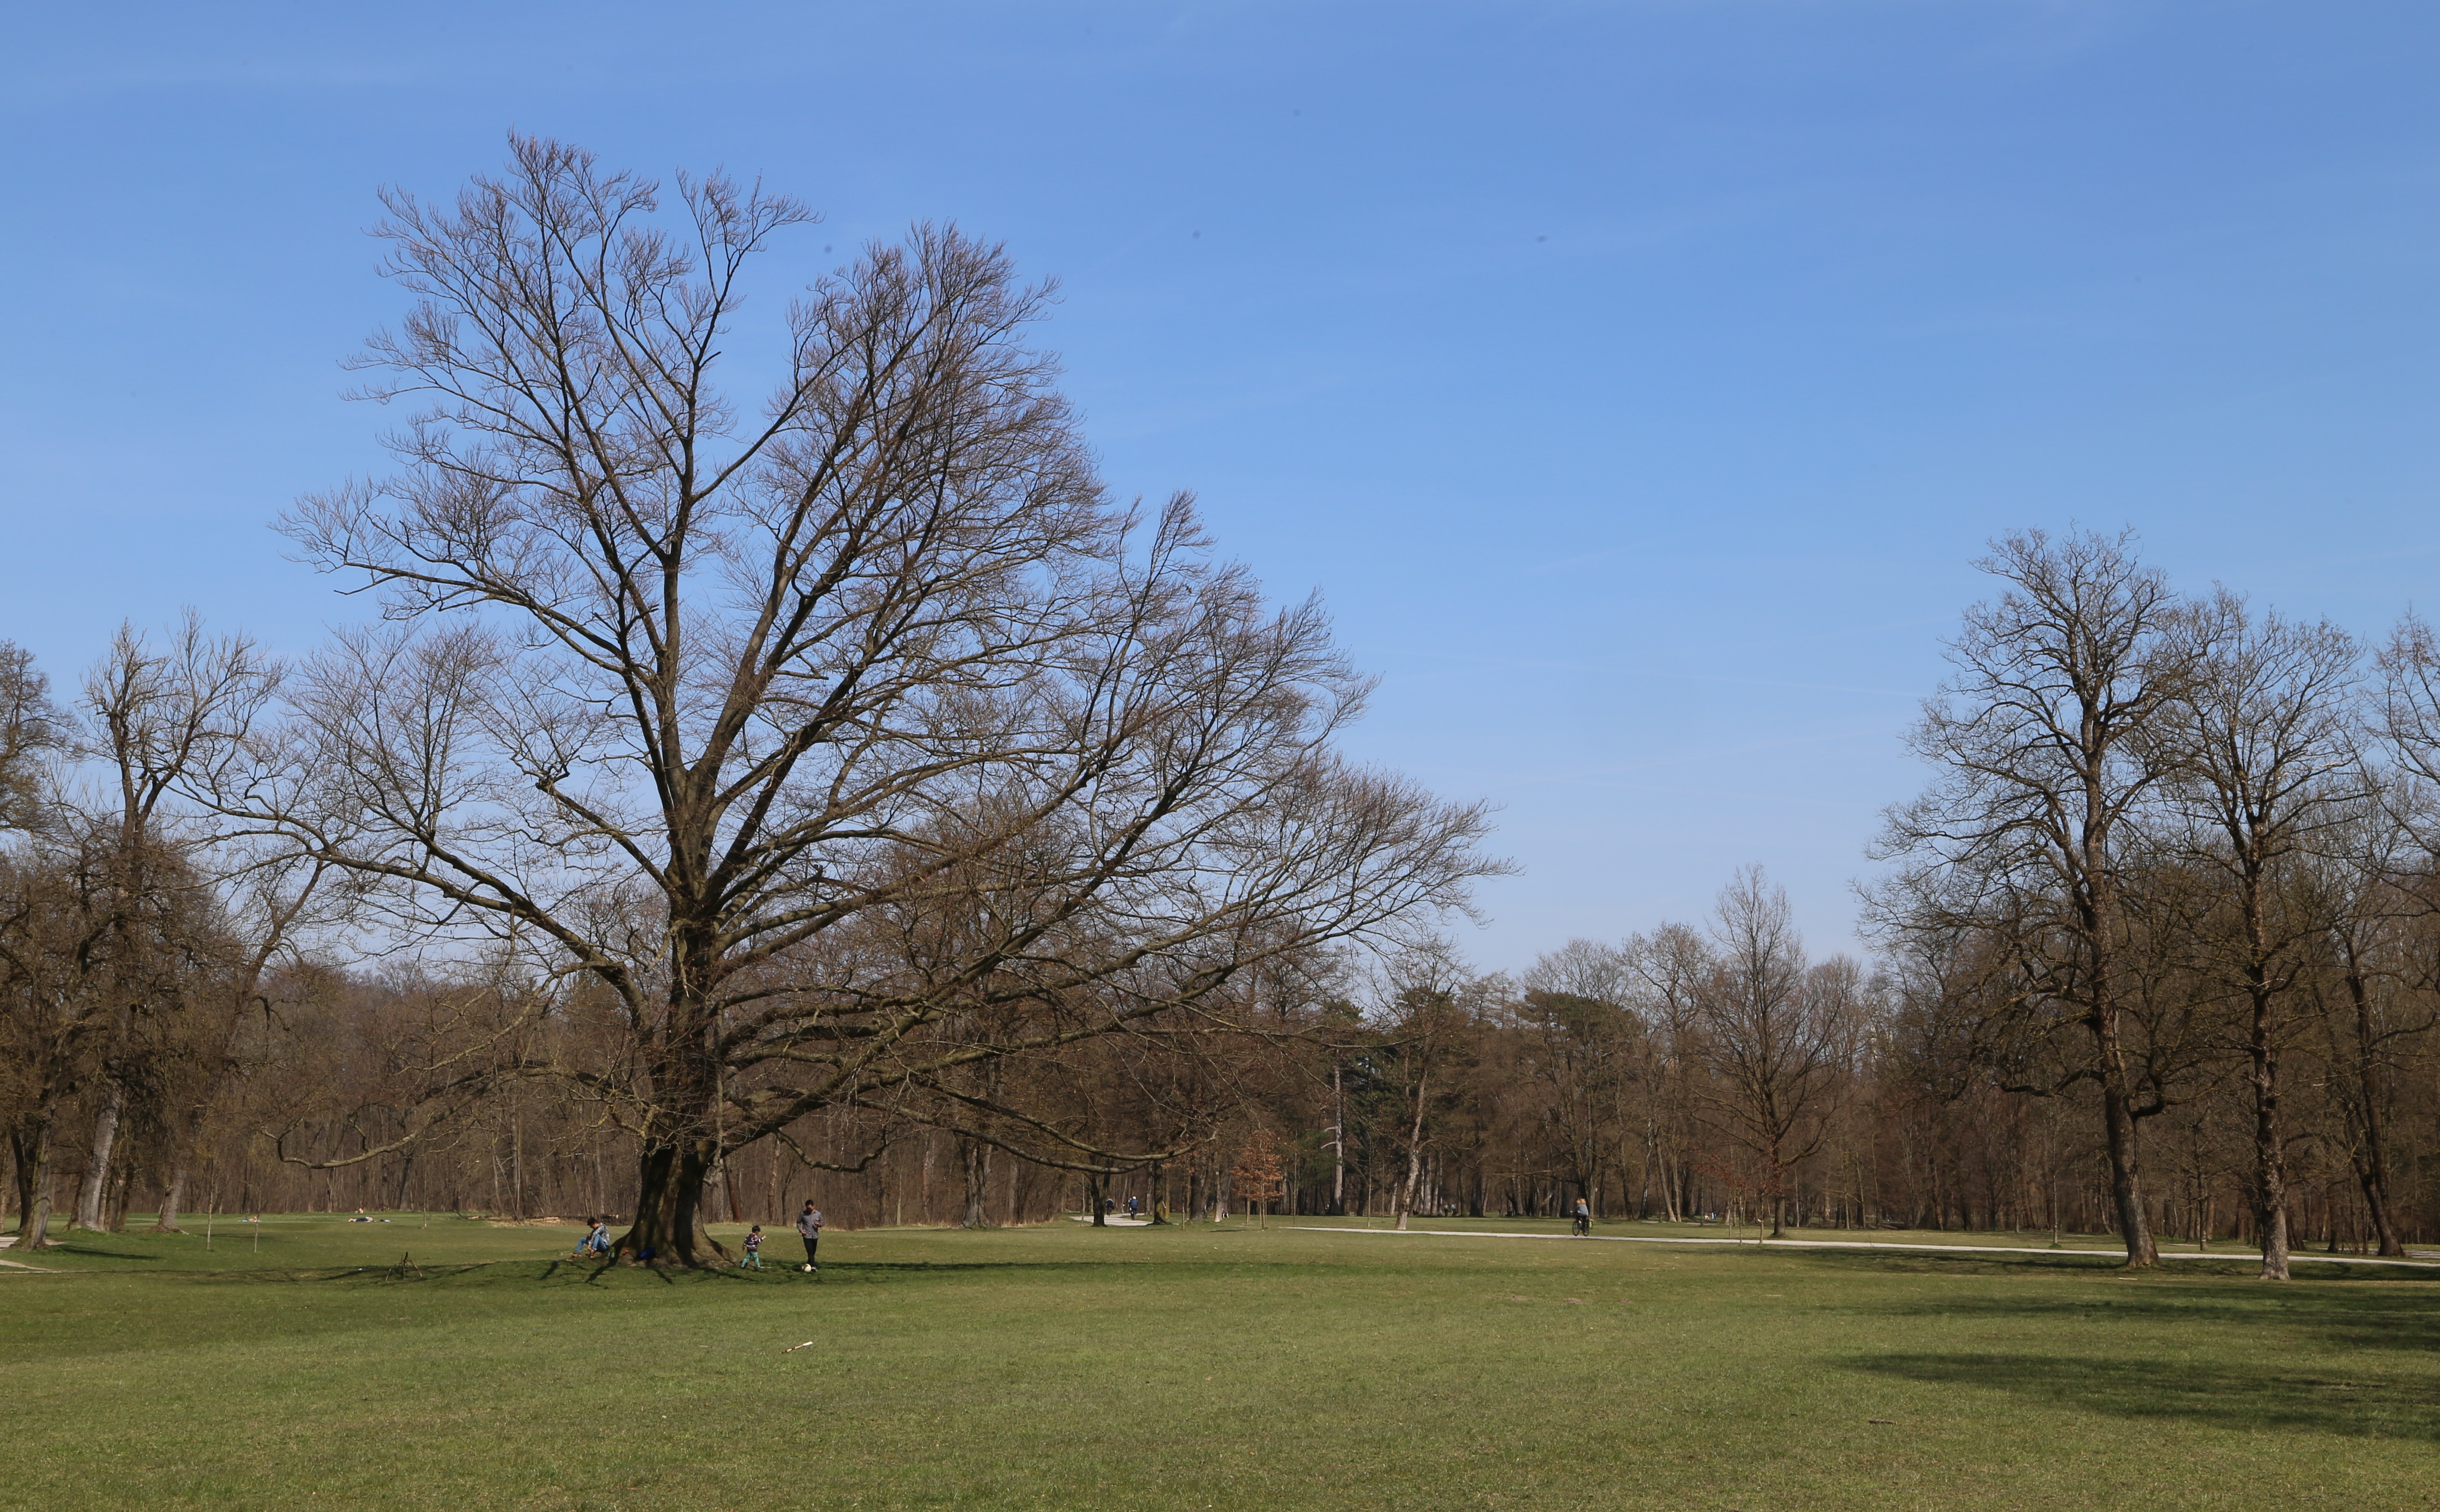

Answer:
[2091,921,2158,1267]
[155,1162,188,1234]
[72,1076,128,1232]
[1396,1066,1429,1232]
[2248,981,2290,1280]
[12,1117,56,1249]
[2342,964,2407,1256]
[2099,1072,2156,1266]
[623,1137,724,1264]
[152,1098,216,1233]
[1330,1058,1346,1217]
[960,1138,991,1228]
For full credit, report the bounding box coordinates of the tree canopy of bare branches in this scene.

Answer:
[230,137,1498,1265]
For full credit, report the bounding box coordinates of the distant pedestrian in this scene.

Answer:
[743,1225,764,1270]
[1572,1198,1590,1237]
[796,1202,824,1273]
[1125,1195,1139,1220]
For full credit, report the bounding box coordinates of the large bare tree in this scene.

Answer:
[1872,529,2200,1266]
[238,137,1495,1265]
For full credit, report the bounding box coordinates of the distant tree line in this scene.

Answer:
[14,532,2440,1273]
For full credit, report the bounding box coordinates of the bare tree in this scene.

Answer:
[2155,595,2364,1278]
[1691,868,1864,1236]
[0,641,59,835]
[2296,794,2430,1256]
[1374,943,1479,1231]
[0,621,279,1244]
[235,137,1495,1265]
[1872,528,2201,1266]
[1516,939,1636,1218]
[67,618,281,1232]
[1622,923,1710,1221]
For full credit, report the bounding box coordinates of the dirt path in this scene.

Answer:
[1286,1225,2440,1270]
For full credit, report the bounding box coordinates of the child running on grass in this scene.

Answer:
[743,1225,763,1268]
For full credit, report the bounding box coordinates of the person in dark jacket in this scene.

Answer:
[796,1202,824,1273]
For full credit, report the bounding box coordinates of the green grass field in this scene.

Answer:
[5,1212,2435,1510]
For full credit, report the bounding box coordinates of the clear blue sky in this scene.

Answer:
[3,2,2433,970]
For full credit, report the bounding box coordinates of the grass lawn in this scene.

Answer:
[4,1212,2436,1510]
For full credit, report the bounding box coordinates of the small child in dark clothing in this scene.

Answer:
[743,1225,764,1269]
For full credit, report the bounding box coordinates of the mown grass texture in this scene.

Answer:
[4,1212,2436,1510]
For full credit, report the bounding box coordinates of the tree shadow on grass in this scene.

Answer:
[1848,1352,2440,1439]
[1771,1246,2436,1286]
[34,1237,168,1263]
[1845,1274,2440,1356]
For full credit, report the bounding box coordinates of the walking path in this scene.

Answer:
[1285,1225,2440,1271]
[1066,1214,1154,1226]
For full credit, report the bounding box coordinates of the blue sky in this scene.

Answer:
[2,2,2433,969]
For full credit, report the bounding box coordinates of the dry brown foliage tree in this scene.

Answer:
[1232,1126,1286,1226]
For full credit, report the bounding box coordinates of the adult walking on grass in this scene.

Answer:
[796,1203,824,1274]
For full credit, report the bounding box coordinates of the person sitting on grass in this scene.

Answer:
[572,1217,609,1258]
[743,1225,764,1269]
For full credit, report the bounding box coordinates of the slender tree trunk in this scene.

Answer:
[73,1076,128,1231]
[2097,1071,2156,1266]
[1330,1058,1346,1217]
[1396,1065,1429,1232]
[2088,927,2157,1266]
[2247,981,2290,1280]
[960,1138,991,1228]
[12,1117,56,1249]
[2342,962,2407,1256]
[1638,1116,1657,1220]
